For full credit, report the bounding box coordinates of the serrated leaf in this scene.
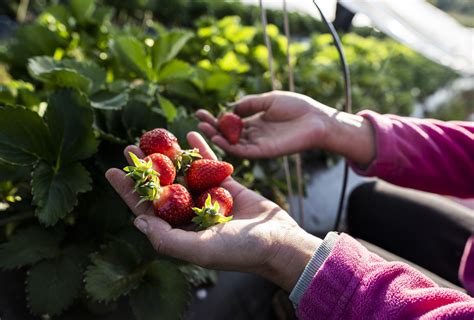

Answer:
[91,91,129,110]
[28,56,106,93]
[32,161,91,226]
[130,260,189,320]
[0,226,60,269]
[179,264,218,287]
[156,95,177,123]
[0,105,54,165]
[26,249,84,316]
[110,36,153,79]
[28,56,92,93]
[85,241,145,302]
[158,60,193,83]
[152,30,193,71]
[45,89,98,164]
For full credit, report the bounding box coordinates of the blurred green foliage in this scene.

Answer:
[0,0,458,319]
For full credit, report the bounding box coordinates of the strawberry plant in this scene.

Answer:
[0,1,457,319]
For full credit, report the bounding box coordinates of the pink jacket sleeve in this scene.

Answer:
[351,111,474,198]
[297,233,474,320]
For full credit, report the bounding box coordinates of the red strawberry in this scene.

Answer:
[153,184,194,226]
[140,128,181,160]
[196,187,233,216]
[218,112,243,144]
[143,153,176,186]
[185,159,233,193]
[140,128,202,170]
[192,187,233,230]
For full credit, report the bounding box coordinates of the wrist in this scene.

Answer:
[325,111,376,166]
[262,227,322,292]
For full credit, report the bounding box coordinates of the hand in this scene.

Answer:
[197,90,376,166]
[197,91,332,159]
[105,132,321,292]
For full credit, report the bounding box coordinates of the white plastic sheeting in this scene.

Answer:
[241,0,474,75]
[339,0,474,75]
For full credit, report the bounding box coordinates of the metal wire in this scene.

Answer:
[282,0,305,227]
[259,0,295,218]
[312,0,352,231]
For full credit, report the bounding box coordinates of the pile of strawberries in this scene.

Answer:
[124,128,236,230]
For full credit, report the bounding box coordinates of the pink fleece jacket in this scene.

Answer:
[297,111,474,319]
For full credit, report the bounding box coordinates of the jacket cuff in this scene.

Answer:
[348,110,399,177]
[289,232,339,307]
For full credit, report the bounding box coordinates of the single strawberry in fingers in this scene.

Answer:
[139,128,201,170]
[193,187,233,230]
[186,159,233,193]
[218,112,243,144]
[153,184,194,226]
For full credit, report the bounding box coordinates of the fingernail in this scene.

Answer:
[134,217,148,234]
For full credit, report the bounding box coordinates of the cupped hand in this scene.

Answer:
[105,132,321,291]
[197,91,338,159]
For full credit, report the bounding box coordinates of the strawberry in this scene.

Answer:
[218,112,243,144]
[153,184,194,226]
[185,159,234,193]
[140,128,181,159]
[196,187,233,216]
[193,187,233,230]
[123,152,161,201]
[143,153,176,186]
[139,128,201,170]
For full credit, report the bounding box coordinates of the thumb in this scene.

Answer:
[133,215,208,266]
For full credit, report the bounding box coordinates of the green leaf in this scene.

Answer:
[70,0,96,23]
[32,161,91,226]
[156,95,177,123]
[91,91,129,110]
[45,89,98,164]
[28,56,92,93]
[179,264,218,286]
[152,30,193,71]
[26,249,85,316]
[28,57,106,93]
[0,105,53,165]
[85,241,145,302]
[121,99,167,138]
[0,226,60,269]
[130,260,189,320]
[158,60,193,83]
[110,36,152,79]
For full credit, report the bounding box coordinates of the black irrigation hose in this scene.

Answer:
[312,1,352,231]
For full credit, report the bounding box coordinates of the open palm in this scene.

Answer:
[197,91,336,158]
[105,132,316,290]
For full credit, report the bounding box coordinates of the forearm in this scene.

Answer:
[322,111,376,166]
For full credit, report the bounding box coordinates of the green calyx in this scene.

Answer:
[123,152,161,203]
[175,148,202,172]
[192,194,232,230]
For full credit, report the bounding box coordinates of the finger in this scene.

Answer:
[186,131,218,160]
[133,215,211,266]
[124,145,145,164]
[233,92,276,116]
[220,177,247,198]
[105,168,154,216]
[195,109,218,126]
[211,135,263,159]
[198,122,219,138]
